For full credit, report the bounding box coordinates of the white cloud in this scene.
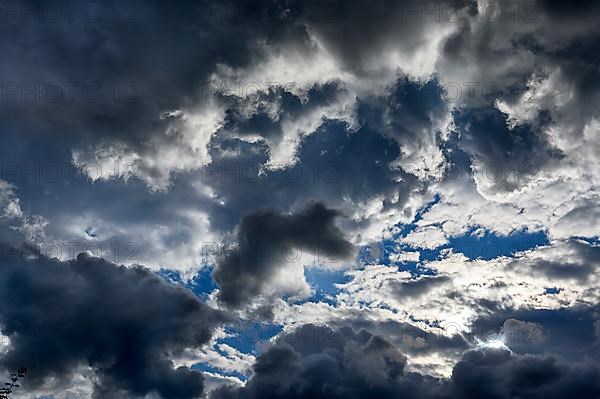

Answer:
[73,101,225,191]
[403,225,448,249]
[0,180,47,241]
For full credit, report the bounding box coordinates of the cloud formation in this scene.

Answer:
[0,247,227,398]
[213,202,355,307]
[212,324,600,399]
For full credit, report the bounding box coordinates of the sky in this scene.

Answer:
[0,0,599,398]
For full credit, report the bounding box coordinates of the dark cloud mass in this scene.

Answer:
[211,324,431,399]
[448,348,600,399]
[212,324,600,399]
[304,0,473,75]
[213,202,355,307]
[0,246,227,398]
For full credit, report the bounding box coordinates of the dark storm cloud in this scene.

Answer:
[2,0,600,397]
[211,323,600,399]
[0,0,316,191]
[448,347,600,399]
[302,0,474,75]
[211,324,437,399]
[213,202,355,307]
[0,246,228,398]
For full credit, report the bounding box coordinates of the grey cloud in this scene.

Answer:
[211,324,434,399]
[2,1,600,397]
[213,202,355,307]
[448,347,600,399]
[303,0,473,76]
[430,0,600,200]
[510,238,600,283]
[0,0,312,188]
[502,319,547,348]
[532,260,596,282]
[391,274,450,299]
[211,323,600,399]
[438,0,600,172]
[0,246,228,398]
[470,306,600,360]
[335,317,469,360]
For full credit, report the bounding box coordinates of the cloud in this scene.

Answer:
[501,319,547,348]
[436,0,600,197]
[391,275,451,299]
[470,306,600,361]
[0,247,227,398]
[324,239,600,375]
[0,180,46,242]
[211,323,600,399]
[0,0,313,190]
[448,347,600,399]
[210,324,428,399]
[452,107,563,194]
[303,0,465,80]
[508,238,600,283]
[213,202,355,307]
[403,226,449,249]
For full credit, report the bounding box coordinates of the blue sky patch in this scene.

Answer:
[219,322,283,355]
[358,194,549,282]
[304,268,351,304]
[156,267,217,299]
[447,227,549,260]
[544,287,562,294]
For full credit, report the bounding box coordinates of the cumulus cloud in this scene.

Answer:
[211,324,426,399]
[213,202,355,307]
[447,347,600,399]
[508,238,600,283]
[0,247,227,398]
[211,324,600,399]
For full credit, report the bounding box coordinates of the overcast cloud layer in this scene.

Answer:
[0,0,599,398]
